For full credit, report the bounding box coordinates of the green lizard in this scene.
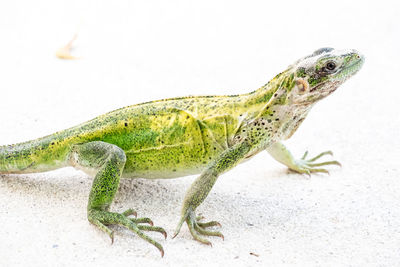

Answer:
[0,48,364,256]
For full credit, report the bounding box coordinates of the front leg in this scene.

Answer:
[173,141,252,245]
[266,141,341,175]
[70,141,166,256]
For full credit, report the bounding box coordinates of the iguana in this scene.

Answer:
[0,48,364,256]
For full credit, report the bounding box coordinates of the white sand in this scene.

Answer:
[0,1,399,266]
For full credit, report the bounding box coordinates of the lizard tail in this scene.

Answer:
[0,134,72,174]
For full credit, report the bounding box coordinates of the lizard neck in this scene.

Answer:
[244,79,282,107]
[243,68,293,107]
[242,69,291,119]
[243,70,312,141]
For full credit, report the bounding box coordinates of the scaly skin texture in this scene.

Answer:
[0,48,364,256]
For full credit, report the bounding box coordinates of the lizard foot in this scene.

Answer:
[88,208,167,257]
[173,208,223,246]
[291,150,341,175]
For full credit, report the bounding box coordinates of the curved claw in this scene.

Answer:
[110,231,115,244]
[173,210,189,239]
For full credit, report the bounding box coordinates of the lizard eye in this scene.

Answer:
[326,61,336,71]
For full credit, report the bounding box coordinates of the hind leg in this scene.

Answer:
[70,141,166,256]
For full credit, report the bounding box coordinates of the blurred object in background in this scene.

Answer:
[56,33,79,60]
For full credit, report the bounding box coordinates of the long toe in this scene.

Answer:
[194,223,224,240]
[137,225,167,239]
[131,217,154,226]
[309,168,329,174]
[197,220,222,228]
[308,151,333,162]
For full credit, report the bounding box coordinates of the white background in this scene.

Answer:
[0,0,399,266]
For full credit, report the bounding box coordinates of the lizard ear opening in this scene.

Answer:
[295,79,309,94]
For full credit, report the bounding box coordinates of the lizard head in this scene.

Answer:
[287,47,364,105]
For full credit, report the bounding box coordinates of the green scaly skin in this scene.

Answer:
[0,48,364,256]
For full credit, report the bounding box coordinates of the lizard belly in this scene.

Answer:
[122,134,227,179]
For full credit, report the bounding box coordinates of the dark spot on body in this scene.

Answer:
[124,122,128,127]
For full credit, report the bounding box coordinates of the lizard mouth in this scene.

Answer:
[303,80,341,104]
[309,81,327,93]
